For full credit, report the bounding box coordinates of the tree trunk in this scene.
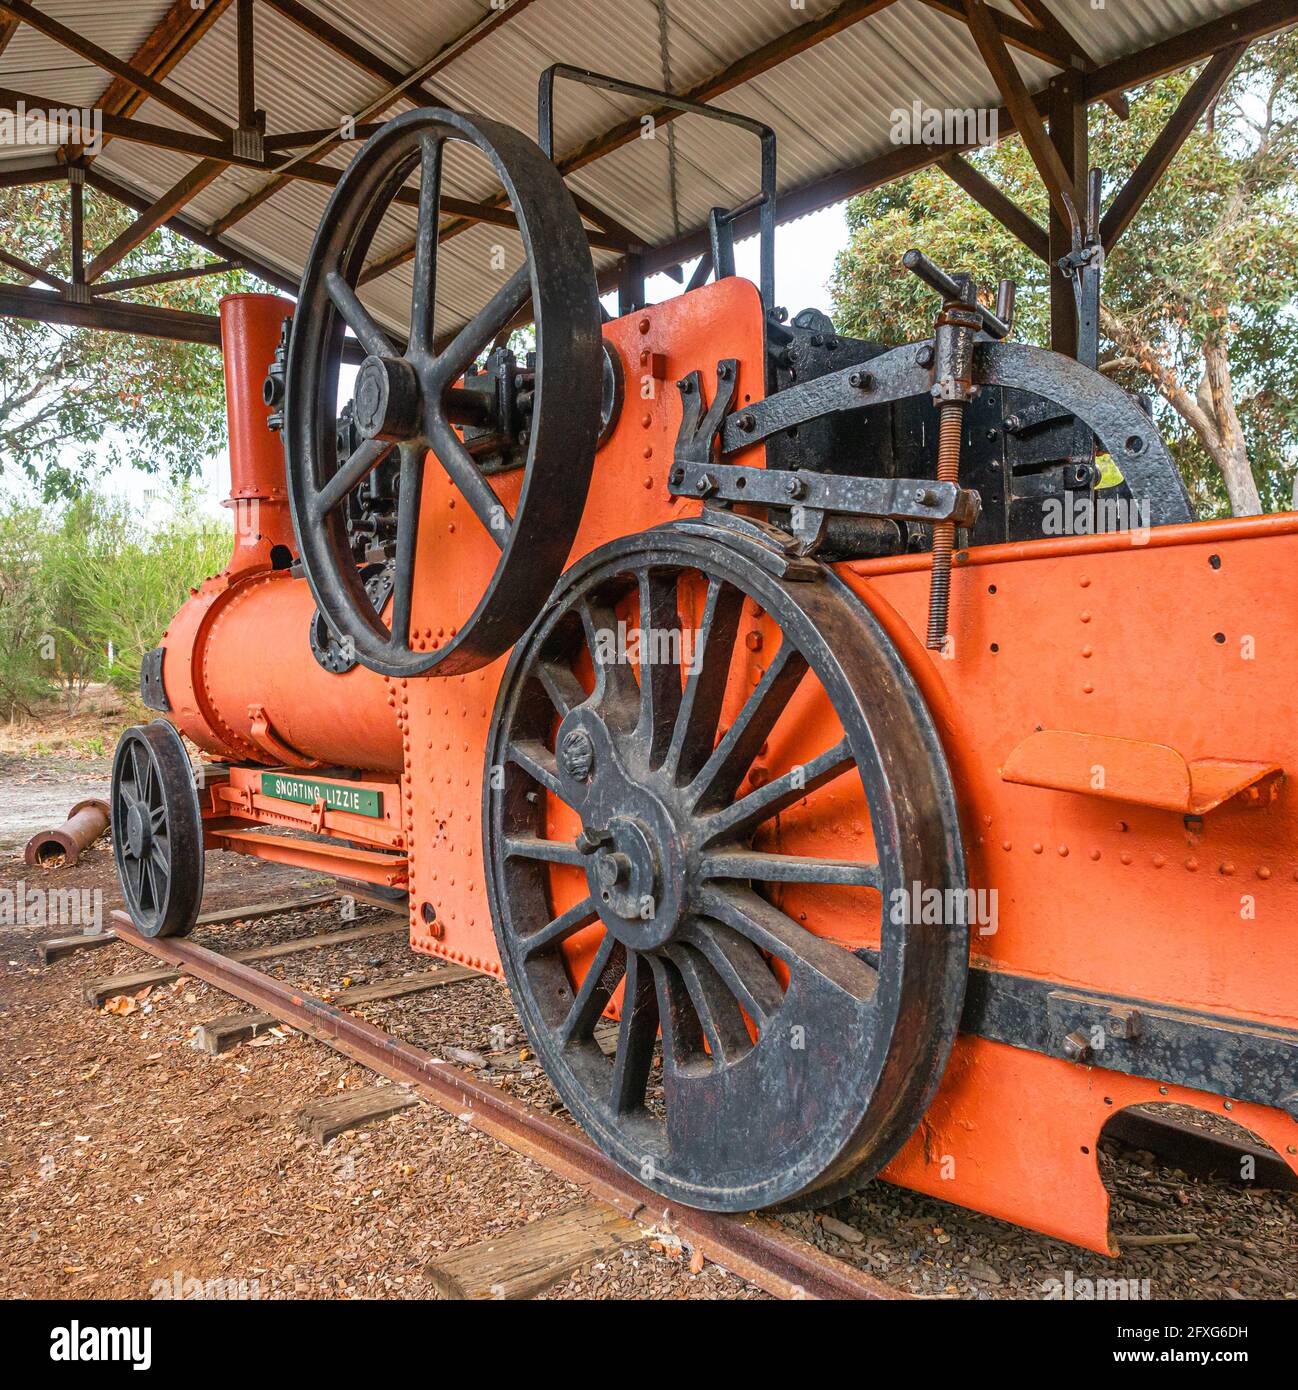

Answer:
[1202,339,1261,515]
[1100,307,1261,517]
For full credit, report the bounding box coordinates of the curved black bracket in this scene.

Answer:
[716,338,1193,526]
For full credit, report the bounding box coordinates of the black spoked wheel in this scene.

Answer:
[484,525,967,1211]
[111,721,203,939]
[284,107,603,679]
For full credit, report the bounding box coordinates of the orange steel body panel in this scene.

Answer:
[163,295,404,775]
[180,283,1298,1252]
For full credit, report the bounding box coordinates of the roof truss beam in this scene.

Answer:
[0,83,627,253]
[1084,0,1292,101]
[919,0,1074,65]
[83,158,227,283]
[938,152,1048,259]
[363,0,904,283]
[961,0,1078,227]
[0,0,230,138]
[1099,43,1248,252]
[91,259,242,296]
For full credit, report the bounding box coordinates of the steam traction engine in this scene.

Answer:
[112,79,1298,1253]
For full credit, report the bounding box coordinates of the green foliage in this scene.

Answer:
[0,179,263,501]
[74,493,230,694]
[0,500,51,716]
[0,491,231,718]
[830,32,1298,517]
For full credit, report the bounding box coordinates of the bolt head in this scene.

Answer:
[576,825,613,855]
[560,728,596,782]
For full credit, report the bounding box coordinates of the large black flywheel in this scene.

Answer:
[284,108,603,678]
[111,721,204,939]
[484,524,968,1210]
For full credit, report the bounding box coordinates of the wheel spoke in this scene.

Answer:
[699,738,854,847]
[580,597,638,719]
[700,886,878,1000]
[663,942,752,1065]
[635,568,683,769]
[124,852,143,901]
[314,437,389,519]
[690,639,808,810]
[609,949,658,1113]
[150,840,170,881]
[508,739,565,800]
[536,656,588,719]
[558,932,624,1046]
[325,269,396,359]
[408,133,443,357]
[701,852,880,889]
[648,954,705,1075]
[667,577,744,783]
[129,743,149,801]
[504,835,585,867]
[428,415,511,546]
[680,918,785,1028]
[434,264,531,388]
[387,443,425,652]
[520,896,597,960]
[141,855,158,911]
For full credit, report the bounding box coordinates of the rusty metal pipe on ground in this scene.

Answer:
[24,798,110,867]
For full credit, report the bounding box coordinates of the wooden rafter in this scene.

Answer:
[76,0,231,162]
[363,0,903,283]
[92,260,242,296]
[68,170,83,290]
[0,244,68,291]
[0,281,227,344]
[1099,43,1248,252]
[207,0,542,236]
[1084,0,1291,101]
[938,153,1047,260]
[0,160,65,190]
[961,0,1078,227]
[919,0,1073,66]
[0,0,229,137]
[94,0,232,125]
[83,166,300,299]
[1006,0,1128,117]
[236,0,257,133]
[0,81,626,253]
[83,159,227,283]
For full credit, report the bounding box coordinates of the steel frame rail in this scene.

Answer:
[107,909,901,1301]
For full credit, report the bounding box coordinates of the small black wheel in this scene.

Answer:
[111,721,204,939]
[285,107,603,679]
[484,524,968,1211]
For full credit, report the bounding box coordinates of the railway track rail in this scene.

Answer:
[102,906,900,1301]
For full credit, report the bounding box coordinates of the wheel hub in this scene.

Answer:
[354,355,421,442]
[561,712,685,952]
[125,802,149,858]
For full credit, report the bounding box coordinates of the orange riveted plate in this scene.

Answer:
[400,277,768,972]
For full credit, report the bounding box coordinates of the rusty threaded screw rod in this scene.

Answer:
[926,402,965,651]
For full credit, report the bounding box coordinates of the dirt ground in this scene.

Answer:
[1,734,1295,1301]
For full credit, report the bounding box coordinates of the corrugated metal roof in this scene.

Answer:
[0,0,1281,336]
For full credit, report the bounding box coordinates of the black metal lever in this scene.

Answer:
[902,250,1014,339]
